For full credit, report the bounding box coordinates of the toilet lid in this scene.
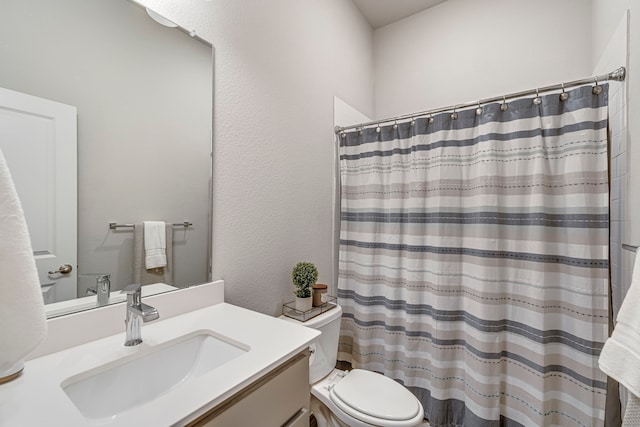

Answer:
[329,370,421,425]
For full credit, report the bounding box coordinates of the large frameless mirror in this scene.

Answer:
[0,0,213,318]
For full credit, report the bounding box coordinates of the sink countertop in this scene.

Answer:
[0,303,320,426]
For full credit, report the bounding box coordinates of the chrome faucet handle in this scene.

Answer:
[121,283,142,305]
[121,283,142,294]
[96,273,110,283]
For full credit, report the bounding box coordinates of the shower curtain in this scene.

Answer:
[337,85,609,427]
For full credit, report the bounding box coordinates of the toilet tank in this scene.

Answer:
[280,305,343,384]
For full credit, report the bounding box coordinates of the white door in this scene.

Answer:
[0,87,77,303]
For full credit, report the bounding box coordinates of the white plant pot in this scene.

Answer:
[295,296,312,312]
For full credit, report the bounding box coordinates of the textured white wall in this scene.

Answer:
[136,0,374,315]
[592,1,631,67]
[373,0,593,119]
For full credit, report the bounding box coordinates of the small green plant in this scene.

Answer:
[292,261,318,298]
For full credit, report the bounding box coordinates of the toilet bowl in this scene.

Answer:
[280,305,424,427]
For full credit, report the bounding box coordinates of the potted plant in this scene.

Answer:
[292,261,318,312]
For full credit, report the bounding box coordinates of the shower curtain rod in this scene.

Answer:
[335,66,626,134]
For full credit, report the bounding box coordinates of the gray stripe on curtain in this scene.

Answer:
[341,211,609,227]
[337,84,609,426]
[340,120,608,157]
[339,304,605,357]
[341,240,608,268]
[340,85,607,147]
[405,388,527,427]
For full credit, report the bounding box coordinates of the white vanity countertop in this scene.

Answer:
[0,303,320,426]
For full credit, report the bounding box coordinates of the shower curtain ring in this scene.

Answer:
[592,77,603,95]
[451,106,458,120]
[476,101,483,116]
[500,96,508,112]
[533,88,542,105]
[410,116,415,126]
[393,120,398,130]
[358,127,363,136]
[428,113,434,124]
[376,123,381,133]
[559,83,569,101]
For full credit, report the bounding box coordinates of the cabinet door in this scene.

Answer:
[188,350,310,427]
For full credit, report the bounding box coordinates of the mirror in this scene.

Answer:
[0,0,213,317]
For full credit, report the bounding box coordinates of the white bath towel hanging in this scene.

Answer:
[144,221,166,269]
[623,394,640,426]
[0,148,47,377]
[600,250,640,398]
[133,223,173,285]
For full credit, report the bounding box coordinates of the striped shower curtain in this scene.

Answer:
[337,85,609,427]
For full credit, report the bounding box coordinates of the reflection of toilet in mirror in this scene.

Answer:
[281,305,425,427]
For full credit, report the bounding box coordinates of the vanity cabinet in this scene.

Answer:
[186,350,310,427]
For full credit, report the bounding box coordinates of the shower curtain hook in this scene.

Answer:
[410,116,415,126]
[593,76,603,95]
[428,113,434,124]
[375,123,381,133]
[500,96,508,112]
[393,119,398,130]
[451,106,458,120]
[559,83,569,101]
[358,127,363,136]
[533,88,542,105]
[476,101,483,116]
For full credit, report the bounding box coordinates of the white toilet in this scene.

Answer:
[281,305,425,427]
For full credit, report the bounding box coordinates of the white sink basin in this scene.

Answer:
[61,330,249,421]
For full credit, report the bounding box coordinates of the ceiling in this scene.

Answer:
[352,0,447,29]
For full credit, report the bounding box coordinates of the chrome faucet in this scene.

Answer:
[86,274,111,306]
[121,284,159,346]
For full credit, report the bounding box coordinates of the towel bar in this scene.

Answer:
[109,221,192,230]
[622,243,639,252]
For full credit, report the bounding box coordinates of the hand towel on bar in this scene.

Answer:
[600,251,640,397]
[0,149,47,376]
[144,220,166,269]
[133,223,173,285]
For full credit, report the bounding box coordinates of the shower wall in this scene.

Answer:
[592,11,629,322]
[593,1,640,254]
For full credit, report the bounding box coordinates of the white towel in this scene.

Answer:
[144,221,167,269]
[623,394,640,426]
[0,149,47,376]
[133,223,173,285]
[600,251,640,397]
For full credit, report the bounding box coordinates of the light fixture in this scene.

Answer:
[145,7,178,28]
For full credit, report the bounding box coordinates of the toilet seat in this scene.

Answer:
[327,369,423,427]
